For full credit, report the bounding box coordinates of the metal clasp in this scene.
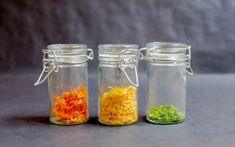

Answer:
[34,49,58,86]
[138,47,147,61]
[186,46,195,76]
[87,48,94,60]
[117,49,139,87]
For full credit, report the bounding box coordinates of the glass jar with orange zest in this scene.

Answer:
[34,44,93,125]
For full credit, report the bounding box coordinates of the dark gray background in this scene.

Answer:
[1,1,235,146]
[0,0,235,73]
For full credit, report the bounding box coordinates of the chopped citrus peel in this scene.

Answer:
[99,86,137,125]
[50,85,88,125]
[147,105,184,124]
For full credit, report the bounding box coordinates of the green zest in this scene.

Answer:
[147,105,184,124]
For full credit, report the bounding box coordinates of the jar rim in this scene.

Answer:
[98,44,138,50]
[142,42,192,63]
[47,44,87,51]
[98,44,138,65]
[146,42,190,52]
[98,44,138,56]
[43,44,93,64]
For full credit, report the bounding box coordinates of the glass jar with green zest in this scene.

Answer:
[139,42,194,125]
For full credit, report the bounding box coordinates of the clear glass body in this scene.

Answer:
[98,64,138,125]
[143,42,190,125]
[146,62,186,124]
[98,44,139,126]
[48,63,89,125]
[43,44,90,125]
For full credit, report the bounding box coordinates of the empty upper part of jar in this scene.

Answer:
[98,44,139,66]
[34,44,94,86]
[143,42,191,64]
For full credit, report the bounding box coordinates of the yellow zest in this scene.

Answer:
[51,85,88,125]
[99,86,137,125]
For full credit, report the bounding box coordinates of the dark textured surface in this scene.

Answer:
[0,0,235,73]
[0,73,235,147]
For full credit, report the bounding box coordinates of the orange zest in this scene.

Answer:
[51,85,88,125]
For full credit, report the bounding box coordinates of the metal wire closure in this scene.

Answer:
[117,49,139,87]
[34,49,58,86]
[138,46,195,76]
[185,47,195,76]
[87,48,94,60]
[138,47,147,61]
[34,48,94,86]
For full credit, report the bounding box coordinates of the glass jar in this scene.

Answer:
[34,44,93,125]
[139,42,194,124]
[98,44,139,126]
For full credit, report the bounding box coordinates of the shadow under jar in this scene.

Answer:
[98,44,139,126]
[139,42,194,125]
[34,44,94,125]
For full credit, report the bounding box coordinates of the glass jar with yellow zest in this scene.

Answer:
[98,44,139,126]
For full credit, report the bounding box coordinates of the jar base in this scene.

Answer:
[50,118,89,126]
[98,119,137,126]
[146,117,185,125]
